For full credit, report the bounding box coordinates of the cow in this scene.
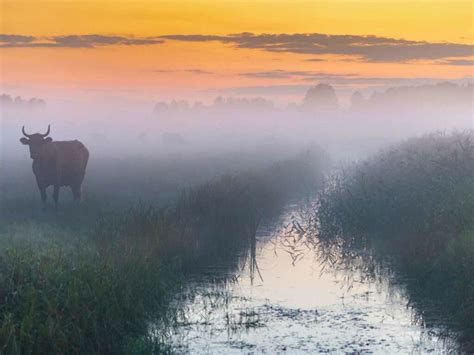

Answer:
[20,125,89,209]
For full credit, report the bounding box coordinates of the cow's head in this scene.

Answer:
[20,125,53,159]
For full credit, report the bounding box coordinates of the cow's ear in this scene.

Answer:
[20,138,29,145]
[45,137,53,143]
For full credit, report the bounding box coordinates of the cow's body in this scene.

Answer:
[20,126,89,208]
[33,140,89,193]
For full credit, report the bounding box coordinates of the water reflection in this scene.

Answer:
[166,203,456,353]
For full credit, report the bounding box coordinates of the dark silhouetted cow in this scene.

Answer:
[20,125,89,209]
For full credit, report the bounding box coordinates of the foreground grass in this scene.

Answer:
[0,150,327,354]
[0,220,180,354]
[318,131,474,350]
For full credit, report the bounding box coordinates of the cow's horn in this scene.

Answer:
[22,126,32,138]
[41,125,51,137]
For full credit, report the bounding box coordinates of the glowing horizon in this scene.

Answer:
[1,0,473,103]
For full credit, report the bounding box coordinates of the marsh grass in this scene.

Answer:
[0,149,327,354]
[0,224,179,354]
[317,131,474,350]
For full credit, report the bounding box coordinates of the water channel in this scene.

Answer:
[167,203,455,353]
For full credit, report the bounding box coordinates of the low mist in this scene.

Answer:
[0,81,472,248]
[2,82,472,186]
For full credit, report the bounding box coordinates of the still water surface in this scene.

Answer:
[168,204,454,353]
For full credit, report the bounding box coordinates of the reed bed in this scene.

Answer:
[317,131,474,350]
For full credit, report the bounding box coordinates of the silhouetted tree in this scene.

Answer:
[0,94,46,109]
[0,94,13,106]
[303,83,338,111]
[350,91,365,110]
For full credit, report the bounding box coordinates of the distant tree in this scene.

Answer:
[14,96,24,108]
[152,95,274,118]
[192,101,205,110]
[286,102,299,111]
[153,101,169,114]
[28,98,46,109]
[303,83,338,111]
[0,94,13,106]
[169,100,190,111]
[0,94,45,110]
[211,96,273,111]
[213,96,225,108]
[250,97,274,110]
[350,91,365,110]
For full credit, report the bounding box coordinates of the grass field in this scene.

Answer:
[0,149,327,354]
[317,131,474,350]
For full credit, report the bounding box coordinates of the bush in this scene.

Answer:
[318,131,474,349]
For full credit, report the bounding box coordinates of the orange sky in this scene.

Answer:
[1,0,473,103]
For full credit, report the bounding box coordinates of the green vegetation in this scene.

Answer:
[0,150,327,354]
[318,131,474,350]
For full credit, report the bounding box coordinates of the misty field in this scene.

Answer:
[2,0,474,351]
[1,128,474,352]
[0,150,327,354]
[317,131,474,351]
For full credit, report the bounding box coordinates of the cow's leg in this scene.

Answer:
[36,180,47,208]
[71,184,81,203]
[39,186,47,207]
[53,185,60,211]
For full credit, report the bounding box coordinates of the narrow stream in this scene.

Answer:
[167,204,455,353]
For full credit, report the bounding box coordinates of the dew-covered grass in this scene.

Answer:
[0,149,327,354]
[317,131,474,350]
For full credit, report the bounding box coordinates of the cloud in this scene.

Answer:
[215,84,312,96]
[298,75,457,86]
[436,59,474,66]
[53,35,163,47]
[238,70,443,85]
[159,34,227,42]
[160,33,474,63]
[153,68,215,75]
[0,34,163,48]
[182,69,214,75]
[3,32,472,63]
[213,77,473,96]
[240,70,357,80]
[0,34,35,45]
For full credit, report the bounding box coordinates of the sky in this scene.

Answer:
[1,0,473,104]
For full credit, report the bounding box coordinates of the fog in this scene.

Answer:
[1,81,472,203]
[1,78,473,355]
